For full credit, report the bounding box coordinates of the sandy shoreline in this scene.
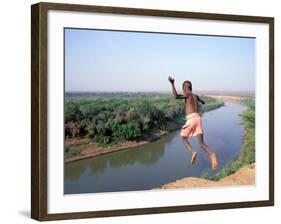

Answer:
[65,140,149,163]
[204,94,253,103]
[65,127,174,163]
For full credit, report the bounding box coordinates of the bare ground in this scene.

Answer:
[157,163,255,189]
[205,95,245,103]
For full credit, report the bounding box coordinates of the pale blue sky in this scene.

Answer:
[65,28,255,92]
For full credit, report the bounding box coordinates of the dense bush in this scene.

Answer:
[64,93,224,146]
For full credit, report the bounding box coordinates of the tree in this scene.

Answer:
[65,102,82,122]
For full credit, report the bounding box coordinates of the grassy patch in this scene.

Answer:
[64,144,82,158]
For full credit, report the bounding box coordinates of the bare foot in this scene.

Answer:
[191,151,197,165]
[210,153,218,170]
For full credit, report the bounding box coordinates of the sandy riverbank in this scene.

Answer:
[65,140,149,163]
[65,122,181,163]
[156,163,255,189]
[205,95,247,103]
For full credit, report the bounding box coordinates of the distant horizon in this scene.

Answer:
[65,90,255,94]
[65,90,255,97]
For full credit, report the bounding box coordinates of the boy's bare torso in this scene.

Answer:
[167,76,203,116]
[184,93,199,115]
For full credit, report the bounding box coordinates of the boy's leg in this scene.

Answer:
[182,136,197,164]
[197,134,212,155]
[182,136,195,152]
[197,134,218,169]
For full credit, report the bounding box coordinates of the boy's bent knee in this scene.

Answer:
[198,142,204,147]
[182,136,187,141]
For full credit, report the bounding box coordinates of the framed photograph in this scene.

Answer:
[31,2,274,221]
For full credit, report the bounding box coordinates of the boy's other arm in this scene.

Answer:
[168,76,185,99]
[197,95,205,104]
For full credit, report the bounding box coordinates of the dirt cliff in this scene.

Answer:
[158,163,255,189]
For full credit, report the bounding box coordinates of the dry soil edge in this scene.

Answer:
[156,163,255,189]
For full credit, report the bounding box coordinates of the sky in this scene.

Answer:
[64,28,255,93]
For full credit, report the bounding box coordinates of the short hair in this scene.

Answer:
[182,80,192,91]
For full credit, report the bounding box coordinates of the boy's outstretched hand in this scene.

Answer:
[168,76,175,84]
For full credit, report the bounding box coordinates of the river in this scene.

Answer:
[64,101,247,194]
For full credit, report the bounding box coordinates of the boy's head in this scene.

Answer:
[182,80,192,95]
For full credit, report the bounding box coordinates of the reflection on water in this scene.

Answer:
[64,102,247,194]
[65,142,165,180]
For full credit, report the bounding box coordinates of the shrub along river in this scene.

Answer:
[64,101,247,194]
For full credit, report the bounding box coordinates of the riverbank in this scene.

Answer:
[156,163,255,189]
[205,95,245,103]
[65,121,187,163]
[65,139,148,163]
[209,97,255,180]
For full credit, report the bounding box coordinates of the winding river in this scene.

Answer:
[64,101,247,194]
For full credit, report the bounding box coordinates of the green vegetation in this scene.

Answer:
[210,98,255,181]
[64,144,82,159]
[65,93,224,149]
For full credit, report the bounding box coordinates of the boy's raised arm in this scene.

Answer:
[168,76,185,99]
